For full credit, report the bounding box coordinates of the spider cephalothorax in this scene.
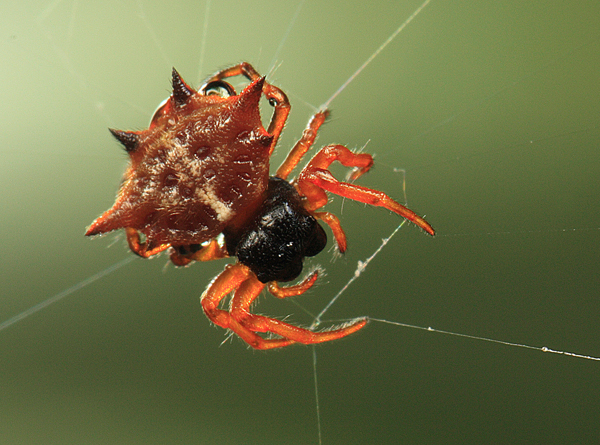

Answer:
[86,63,434,350]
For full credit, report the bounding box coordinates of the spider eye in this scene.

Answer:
[201,80,236,98]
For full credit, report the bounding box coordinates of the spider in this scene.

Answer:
[86,63,434,350]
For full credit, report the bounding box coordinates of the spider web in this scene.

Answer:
[1,1,599,444]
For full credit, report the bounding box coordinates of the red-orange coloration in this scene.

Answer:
[86,63,434,350]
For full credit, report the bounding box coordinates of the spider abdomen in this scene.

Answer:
[224,176,327,283]
[86,73,273,247]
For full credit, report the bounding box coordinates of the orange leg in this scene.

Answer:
[125,227,170,258]
[200,264,250,333]
[169,239,229,266]
[202,62,290,155]
[268,269,320,298]
[201,263,367,350]
[298,145,435,236]
[314,211,347,253]
[276,109,329,180]
[228,273,295,349]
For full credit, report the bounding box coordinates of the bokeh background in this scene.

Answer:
[1,1,599,444]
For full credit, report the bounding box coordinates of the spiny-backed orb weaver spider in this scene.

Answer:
[86,63,435,350]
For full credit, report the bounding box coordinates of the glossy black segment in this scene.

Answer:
[224,177,327,283]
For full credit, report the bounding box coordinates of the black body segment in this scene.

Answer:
[224,176,327,283]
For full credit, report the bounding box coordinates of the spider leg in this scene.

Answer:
[298,144,435,236]
[201,264,294,349]
[313,211,347,253]
[202,62,290,155]
[125,227,170,258]
[276,109,329,180]
[231,275,368,349]
[169,239,229,267]
[201,264,367,350]
[203,62,264,83]
[267,269,319,298]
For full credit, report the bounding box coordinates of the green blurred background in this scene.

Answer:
[1,1,599,443]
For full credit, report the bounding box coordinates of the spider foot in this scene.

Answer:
[298,144,435,236]
[235,313,368,350]
[201,264,367,350]
[267,269,320,298]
